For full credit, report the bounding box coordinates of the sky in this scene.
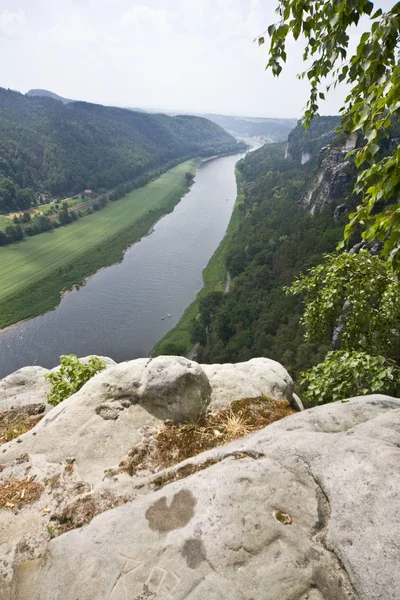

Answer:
[0,0,393,118]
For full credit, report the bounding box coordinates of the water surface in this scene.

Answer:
[0,153,245,378]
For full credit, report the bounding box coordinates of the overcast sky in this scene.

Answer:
[0,0,393,118]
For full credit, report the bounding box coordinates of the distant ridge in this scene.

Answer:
[0,87,242,201]
[26,88,74,104]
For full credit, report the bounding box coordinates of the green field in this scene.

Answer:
[152,168,244,357]
[0,160,197,328]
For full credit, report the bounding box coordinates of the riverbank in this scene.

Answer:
[152,167,244,357]
[0,160,199,329]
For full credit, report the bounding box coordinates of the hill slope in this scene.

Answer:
[26,88,74,104]
[0,88,241,211]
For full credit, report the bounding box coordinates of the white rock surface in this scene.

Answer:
[201,357,294,410]
[0,394,399,600]
[0,356,211,484]
[139,355,211,422]
[0,366,51,410]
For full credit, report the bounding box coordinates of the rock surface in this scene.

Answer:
[0,366,51,411]
[0,357,399,600]
[0,356,212,485]
[202,357,293,410]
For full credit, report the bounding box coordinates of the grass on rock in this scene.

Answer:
[0,477,43,510]
[118,396,294,481]
[155,396,294,469]
[0,404,46,445]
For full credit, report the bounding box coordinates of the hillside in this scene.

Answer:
[26,88,74,104]
[157,117,358,377]
[0,88,241,212]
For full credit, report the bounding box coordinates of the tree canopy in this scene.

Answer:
[258,1,400,266]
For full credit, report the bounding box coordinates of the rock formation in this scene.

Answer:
[0,355,399,599]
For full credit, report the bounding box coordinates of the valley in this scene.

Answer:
[0,160,198,329]
[0,152,244,378]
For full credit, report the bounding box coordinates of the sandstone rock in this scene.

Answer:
[139,356,211,422]
[0,357,211,485]
[291,392,304,411]
[0,366,51,411]
[201,357,293,411]
[1,394,399,600]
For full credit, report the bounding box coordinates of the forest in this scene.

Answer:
[0,88,241,213]
[191,119,358,378]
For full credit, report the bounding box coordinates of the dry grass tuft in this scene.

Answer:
[114,396,293,481]
[0,404,45,445]
[0,477,44,510]
[154,396,294,470]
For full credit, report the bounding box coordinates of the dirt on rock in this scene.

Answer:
[0,404,46,445]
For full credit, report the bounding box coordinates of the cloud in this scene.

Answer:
[0,9,26,36]
[0,0,356,117]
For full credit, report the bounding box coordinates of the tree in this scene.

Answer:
[287,251,400,358]
[258,1,400,266]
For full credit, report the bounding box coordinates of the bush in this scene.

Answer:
[300,350,399,405]
[45,354,106,406]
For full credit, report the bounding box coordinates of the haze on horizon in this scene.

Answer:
[0,0,394,119]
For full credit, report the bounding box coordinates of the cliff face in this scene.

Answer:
[286,116,358,215]
[301,142,355,214]
[0,355,399,599]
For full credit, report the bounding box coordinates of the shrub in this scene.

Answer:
[45,354,106,406]
[300,350,399,406]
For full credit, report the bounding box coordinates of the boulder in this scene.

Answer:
[0,366,51,411]
[1,394,399,600]
[0,356,211,485]
[139,356,211,422]
[201,357,293,410]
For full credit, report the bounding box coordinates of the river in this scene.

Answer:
[0,152,246,378]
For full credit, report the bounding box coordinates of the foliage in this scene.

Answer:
[0,87,240,206]
[258,1,400,267]
[300,351,399,405]
[288,250,400,358]
[45,354,106,406]
[286,116,340,164]
[192,140,346,376]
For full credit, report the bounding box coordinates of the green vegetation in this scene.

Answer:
[153,168,245,357]
[300,351,399,405]
[0,161,197,328]
[244,0,400,402]
[46,355,106,406]
[0,87,241,213]
[259,0,400,266]
[288,251,400,358]
[186,141,345,376]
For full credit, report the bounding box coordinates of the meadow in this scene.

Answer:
[0,160,196,328]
